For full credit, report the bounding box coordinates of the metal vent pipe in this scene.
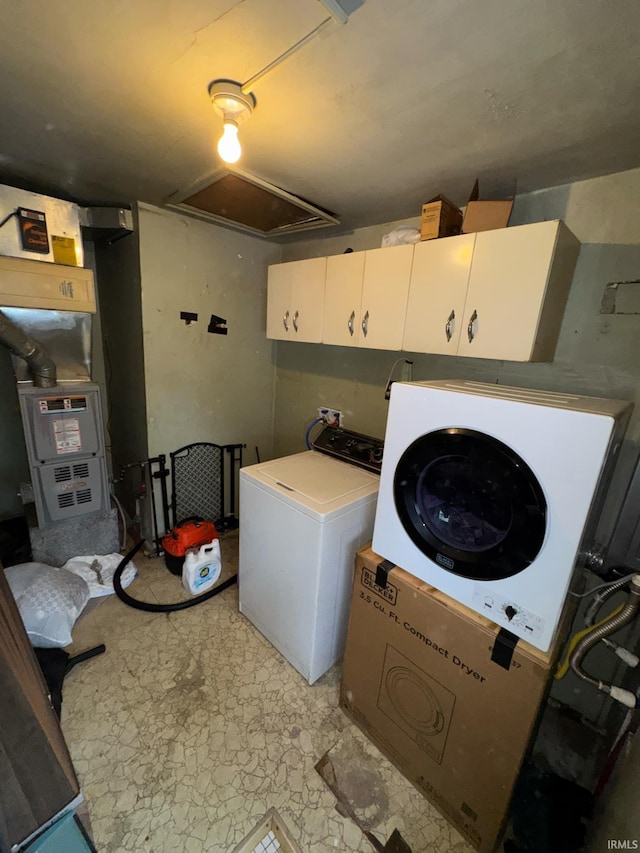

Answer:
[0,308,57,387]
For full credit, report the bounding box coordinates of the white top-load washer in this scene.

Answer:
[239,427,382,684]
[372,380,632,652]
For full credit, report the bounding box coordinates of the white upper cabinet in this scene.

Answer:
[266,261,293,341]
[266,257,327,343]
[403,233,476,355]
[322,251,366,346]
[266,220,579,362]
[457,220,580,362]
[359,245,414,350]
[292,257,326,343]
[322,245,413,350]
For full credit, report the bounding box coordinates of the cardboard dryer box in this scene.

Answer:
[462,179,514,234]
[340,546,555,853]
[420,195,463,241]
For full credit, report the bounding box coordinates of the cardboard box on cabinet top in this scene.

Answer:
[420,195,463,241]
[340,545,558,853]
[462,178,515,234]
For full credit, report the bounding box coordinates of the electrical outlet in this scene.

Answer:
[318,407,343,426]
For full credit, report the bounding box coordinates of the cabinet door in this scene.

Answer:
[359,245,414,350]
[403,234,476,354]
[457,221,560,361]
[323,252,366,346]
[291,257,327,343]
[266,261,294,340]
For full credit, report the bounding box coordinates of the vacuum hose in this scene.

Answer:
[570,575,640,707]
[113,539,238,612]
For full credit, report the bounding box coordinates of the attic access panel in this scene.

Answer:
[167,168,340,238]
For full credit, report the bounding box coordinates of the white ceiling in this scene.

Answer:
[1,0,640,237]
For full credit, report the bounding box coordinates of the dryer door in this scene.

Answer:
[394,428,547,580]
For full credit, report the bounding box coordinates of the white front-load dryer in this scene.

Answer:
[372,380,632,652]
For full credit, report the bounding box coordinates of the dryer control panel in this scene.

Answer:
[312,426,384,473]
[472,585,545,643]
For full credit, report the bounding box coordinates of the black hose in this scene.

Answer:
[66,644,106,673]
[113,539,238,612]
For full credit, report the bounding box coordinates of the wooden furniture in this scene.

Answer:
[0,566,80,850]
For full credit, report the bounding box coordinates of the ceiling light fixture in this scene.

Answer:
[208,2,352,164]
[209,80,256,165]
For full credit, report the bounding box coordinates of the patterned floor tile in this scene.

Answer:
[61,535,474,853]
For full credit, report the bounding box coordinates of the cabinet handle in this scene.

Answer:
[348,310,355,336]
[445,309,455,342]
[292,310,299,333]
[362,310,369,338]
[467,309,478,343]
[283,310,290,332]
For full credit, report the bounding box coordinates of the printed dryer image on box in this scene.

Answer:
[378,644,455,764]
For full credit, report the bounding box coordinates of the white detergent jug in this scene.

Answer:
[182,539,222,595]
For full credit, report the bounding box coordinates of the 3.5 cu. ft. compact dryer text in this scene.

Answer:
[372,380,631,652]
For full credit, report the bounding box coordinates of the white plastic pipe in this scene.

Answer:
[614,647,640,667]
[609,686,638,708]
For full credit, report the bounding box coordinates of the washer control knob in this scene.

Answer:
[504,605,518,622]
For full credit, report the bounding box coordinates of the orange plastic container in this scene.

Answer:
[162,518,218,575]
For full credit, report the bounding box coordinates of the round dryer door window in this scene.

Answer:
[393,428,547,580]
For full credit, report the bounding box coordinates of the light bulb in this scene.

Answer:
[217,121,241,164]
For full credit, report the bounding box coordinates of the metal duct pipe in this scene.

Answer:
[0,308,57,387]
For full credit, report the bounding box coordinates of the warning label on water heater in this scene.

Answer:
[53,418,82,454]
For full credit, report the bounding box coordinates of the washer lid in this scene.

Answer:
[259,452,377,504]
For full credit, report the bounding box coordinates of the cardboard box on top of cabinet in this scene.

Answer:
[462,178,515,234]
[420,195,463,241]
[340,545,557,853]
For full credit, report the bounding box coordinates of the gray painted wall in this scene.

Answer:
[137,202,281,469]
[94,215,148,515]
[82,240,109,472]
